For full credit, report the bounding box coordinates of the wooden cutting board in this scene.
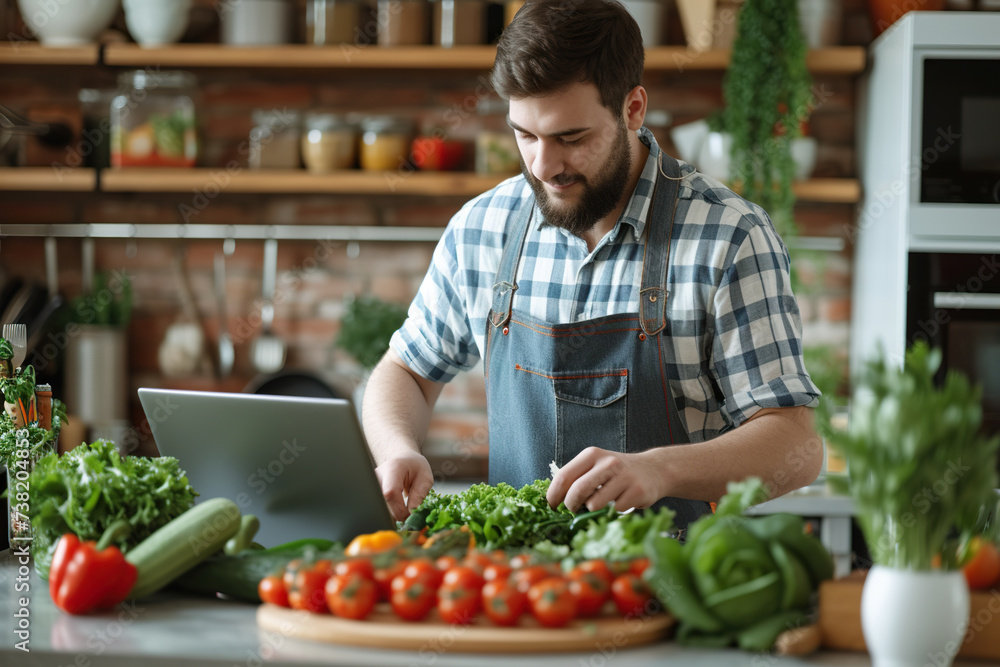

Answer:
[818,571,1000,660]
[257,603,675,653]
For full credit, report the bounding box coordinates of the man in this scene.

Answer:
[363,0,823,528]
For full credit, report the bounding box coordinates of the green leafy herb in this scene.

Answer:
[335,295,408,370]
[61,271,133,328]
[28,439,199,578]
[570,506,675,562]
[645,478,833,651]
[404,479,588,550]
[827,341,1000,570]
[723,0,812,243]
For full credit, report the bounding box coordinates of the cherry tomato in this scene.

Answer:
[463,551,494,574]
[435,555,459,571]
[964,538,1000,590]
[283,558,305,591]
[611,574,657,617]
[488,550,509,564]
[483,562,513,583]
[325,573,377,620]
[569,572,610,617]
[569,560,615,589]
[512,565,559,594]
[482,580,527,626]
[438,582,481,625]
[527,577,576,628]
[334,558,375,581]
[288,567,331,613]
[312,559,335,576]
[629,557,651,578]
[258,575,290,607]
[390,573,437,621]
[404,558,444,590]
[373,559,409,602]
[509,553,533,569]
[443,565,484,590]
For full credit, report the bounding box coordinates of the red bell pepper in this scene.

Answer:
[49,520,137,614]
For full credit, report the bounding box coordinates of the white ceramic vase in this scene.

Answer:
[861,565,970,667]
[124,0,192,46]
[17,0,120,46]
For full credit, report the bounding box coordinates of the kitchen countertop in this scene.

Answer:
[0,552,988,667]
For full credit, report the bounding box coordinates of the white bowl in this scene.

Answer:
[17,0,120,46]
[791,136,818,180]
[123,0,192,46]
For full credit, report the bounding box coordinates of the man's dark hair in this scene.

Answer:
[491,0,645,114]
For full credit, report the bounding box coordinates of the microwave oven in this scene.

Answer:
[920,57,1000,205]
[857,12,1000,243]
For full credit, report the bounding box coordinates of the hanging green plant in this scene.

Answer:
[723,0,812,242]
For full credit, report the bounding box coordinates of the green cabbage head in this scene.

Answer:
[644,478,834,651]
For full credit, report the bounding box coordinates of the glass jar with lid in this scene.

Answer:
[360,115,414,171]
[307,0,365,44]
[431,0,485,46]
[301,112,358,172]
[110,70,198,168]
[249,109,302,169]
[377,0,429,46]
[475,98,520,176]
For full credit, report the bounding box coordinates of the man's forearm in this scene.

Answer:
[361,350,441,466]
[642,406,824,502]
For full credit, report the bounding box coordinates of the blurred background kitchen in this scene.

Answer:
[1,0,995,482]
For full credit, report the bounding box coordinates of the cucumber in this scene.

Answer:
[173,539,339,602]
[126,497,242,599]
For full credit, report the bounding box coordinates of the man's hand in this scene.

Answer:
[546,447,663,513]
[375,452,434,521]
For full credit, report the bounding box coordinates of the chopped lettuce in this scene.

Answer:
[28,439,198,578]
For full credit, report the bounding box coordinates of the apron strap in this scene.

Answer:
[639,153,683,336]
[489,197,535,329]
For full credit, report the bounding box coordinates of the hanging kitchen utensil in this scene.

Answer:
[0,102,73,153]
[157,244,214,377]
[214,245,235,378]
[27,237,66,357]
[251,238,286,374]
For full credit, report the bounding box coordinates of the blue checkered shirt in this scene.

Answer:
[391,127,820,441]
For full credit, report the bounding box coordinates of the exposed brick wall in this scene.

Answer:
[0,0,869,473]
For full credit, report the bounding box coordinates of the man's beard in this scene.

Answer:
[521,122,632,238]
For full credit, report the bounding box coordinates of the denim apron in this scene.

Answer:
[483,155,712,531]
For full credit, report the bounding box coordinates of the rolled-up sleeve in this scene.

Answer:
[710,214,821,427]
[390,219,480,383]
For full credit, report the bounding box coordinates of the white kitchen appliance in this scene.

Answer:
[853,11,1000,470]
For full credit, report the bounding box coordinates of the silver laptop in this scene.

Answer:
[137,388,394,547]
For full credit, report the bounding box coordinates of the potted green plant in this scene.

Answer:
[722,0,812,243]
[827,342,1000,667]
[335,295,409,415]
[62,271,133,435]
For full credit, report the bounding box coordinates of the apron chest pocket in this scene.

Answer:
[552,370,628,465]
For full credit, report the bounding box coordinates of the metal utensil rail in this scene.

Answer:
[0,224,847,251]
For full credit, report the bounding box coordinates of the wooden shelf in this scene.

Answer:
[0,167,96,191]
[102,44,867,74]
[98,168,860,203]
[791,178,861,204]
[0,42,99,65]
[100,168,509,196]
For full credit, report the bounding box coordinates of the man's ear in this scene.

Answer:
[623,86,648,132]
